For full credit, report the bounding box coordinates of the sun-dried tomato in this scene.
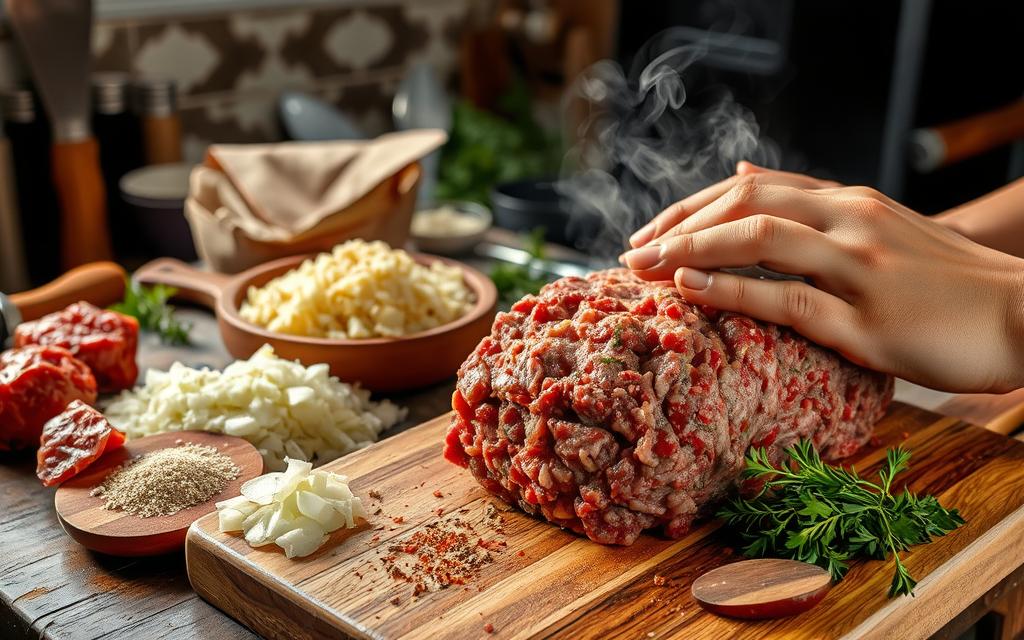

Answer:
[36,400,125,486]
[15,301,139,392]
[0,345,97,451]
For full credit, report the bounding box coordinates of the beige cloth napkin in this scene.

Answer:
[185,129,446,272]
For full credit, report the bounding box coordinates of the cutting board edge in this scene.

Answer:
[186,521,376,640]
[843,496,1024,640]
[183,403,1024,640]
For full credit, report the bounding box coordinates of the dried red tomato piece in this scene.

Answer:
[37,400,125,487]
[0,345,97,451]
[15,301,139,392]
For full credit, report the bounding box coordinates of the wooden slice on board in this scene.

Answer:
[55,431,263,556]
[692,558,832,619]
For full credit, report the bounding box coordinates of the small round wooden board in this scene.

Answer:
[691,558,832,619]
[54,431,263,556]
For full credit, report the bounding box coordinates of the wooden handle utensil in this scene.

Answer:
[10,261,125,322]
[51,138,112,268]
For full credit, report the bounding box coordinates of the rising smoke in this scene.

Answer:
[557,32,780,259]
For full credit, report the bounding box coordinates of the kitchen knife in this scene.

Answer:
[0,261,126,347]
[8,0,112,270]
[476,242,807,283]
[475,242,597,278]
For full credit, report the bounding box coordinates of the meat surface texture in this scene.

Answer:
[444,270,893,545]
[15,301,139,392]
[0,345,98,451]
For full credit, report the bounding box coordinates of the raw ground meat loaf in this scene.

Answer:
[0,345,98,451]
[444,269,893,545]
[15,302,139,392]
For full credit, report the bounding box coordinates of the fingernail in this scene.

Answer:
[629,222,657,247]
[617,253,627,267]
[676,267,711,290]
[622,244,662,270]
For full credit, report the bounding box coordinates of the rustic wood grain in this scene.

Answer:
[55,432,264,556]
[186,402,1024,640]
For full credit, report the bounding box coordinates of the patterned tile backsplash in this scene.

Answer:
[85,0,472,161]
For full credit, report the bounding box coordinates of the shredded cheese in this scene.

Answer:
[239,239,474,339]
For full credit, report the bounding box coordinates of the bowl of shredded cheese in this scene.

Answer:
[134,240,497,391]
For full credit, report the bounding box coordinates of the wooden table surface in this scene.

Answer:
[2,312,1024,640]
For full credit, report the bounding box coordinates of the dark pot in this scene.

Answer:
[491,180,600,248]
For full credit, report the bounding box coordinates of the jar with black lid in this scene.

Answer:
[93,73,145,260]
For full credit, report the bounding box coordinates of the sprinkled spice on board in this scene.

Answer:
[91,444,240,517]
[380,510,506,598]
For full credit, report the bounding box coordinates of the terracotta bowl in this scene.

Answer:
[134,253,497,391]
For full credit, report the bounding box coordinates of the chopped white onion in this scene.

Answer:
[216,457,364,558]
[103,345,407,471]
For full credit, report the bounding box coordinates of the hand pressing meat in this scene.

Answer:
[622,164,1024,393]
[445,270,892,545]
[15,301,139,393]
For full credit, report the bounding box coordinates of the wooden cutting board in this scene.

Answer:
[185,402,1024,640]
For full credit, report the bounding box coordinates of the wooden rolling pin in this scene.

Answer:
[9,261,126,322]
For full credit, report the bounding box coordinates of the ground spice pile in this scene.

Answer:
[380,507,507,598]
[91,443,240,517]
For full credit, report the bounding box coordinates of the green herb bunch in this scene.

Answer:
[436,81,562,206]
[110,279,192,345]
[717,441,964,597]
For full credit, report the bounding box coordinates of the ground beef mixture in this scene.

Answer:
[444,270,893,545]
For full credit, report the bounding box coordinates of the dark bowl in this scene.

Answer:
[490,180,599,248]
[120,163,198,262]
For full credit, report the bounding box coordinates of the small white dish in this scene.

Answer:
[411,201,492,256]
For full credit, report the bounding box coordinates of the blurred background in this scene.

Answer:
[0,0,1021,291]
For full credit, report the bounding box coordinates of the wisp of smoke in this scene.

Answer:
[557,32,780,259]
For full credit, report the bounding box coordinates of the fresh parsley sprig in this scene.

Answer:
[717,440,964,598]
[110,279,192,345]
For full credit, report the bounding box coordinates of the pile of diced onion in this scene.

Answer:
[217,457,365,558]
[103,344,405,471]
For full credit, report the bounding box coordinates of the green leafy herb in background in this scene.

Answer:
[111,279,192,345]
[717,441,964,598]
[490,227,554,305]
[436,80,562,205]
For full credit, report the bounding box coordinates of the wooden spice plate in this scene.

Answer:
[55,431,264,557]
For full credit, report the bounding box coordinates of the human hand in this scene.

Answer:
[628,162,840,248]
[620,174,1024,392]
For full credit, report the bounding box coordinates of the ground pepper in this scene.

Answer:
[91,443,239,517]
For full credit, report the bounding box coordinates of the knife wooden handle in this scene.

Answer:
[10,261,126,321]
[51,138,113,270]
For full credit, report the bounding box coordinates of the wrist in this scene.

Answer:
[933,210,970,238]
[1000,260,1024,390]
